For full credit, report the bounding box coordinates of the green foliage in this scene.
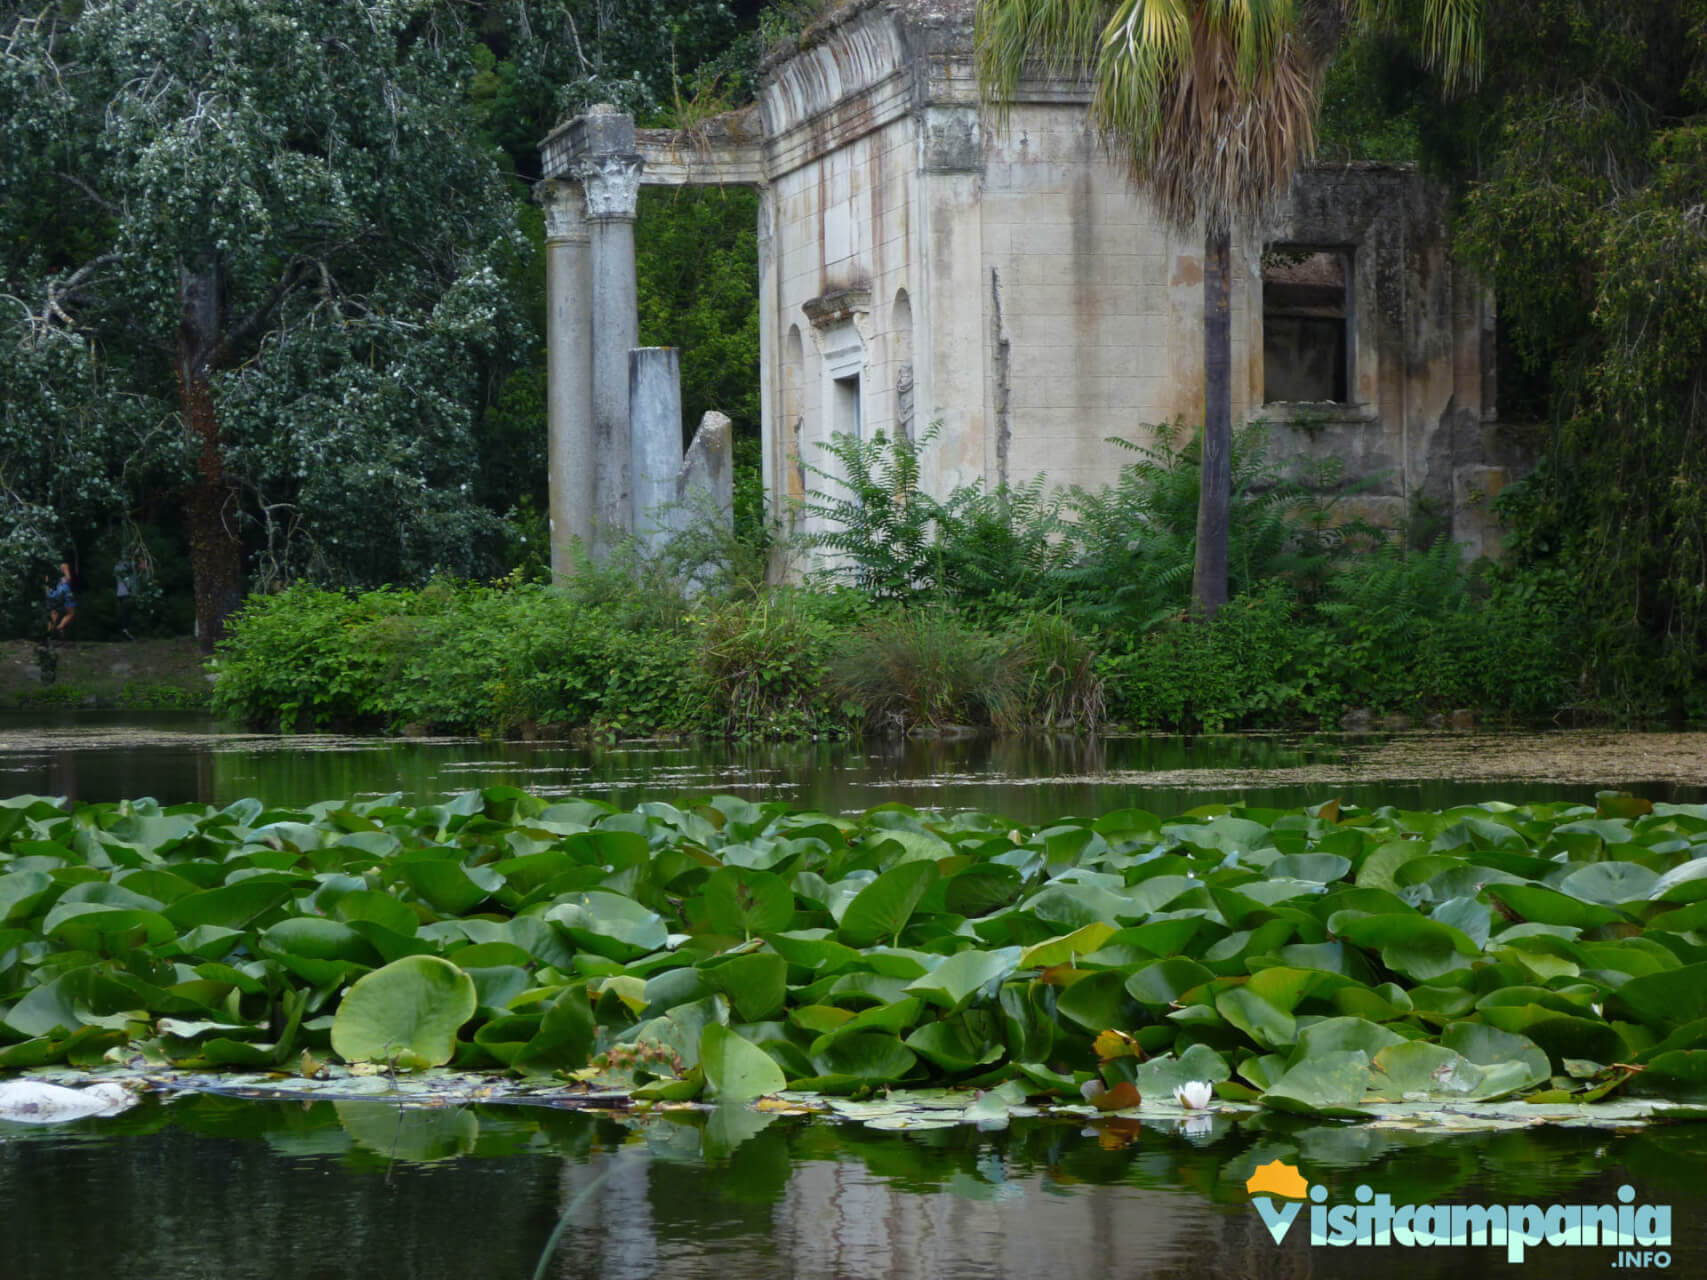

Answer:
[692,592,847,739]
[829,608,1009,733]
[801,426,941,601]
[636,187,762,435]
[1439,0,1707,713]
[3,786,1703,1114]
[1058,422,1312,629]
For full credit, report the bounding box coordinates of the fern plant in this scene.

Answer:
[799,424,942,601]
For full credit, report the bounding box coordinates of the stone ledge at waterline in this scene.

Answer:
[5,789,1707,1121]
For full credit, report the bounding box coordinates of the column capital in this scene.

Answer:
[577,153,644,222]
[534,179,589,244]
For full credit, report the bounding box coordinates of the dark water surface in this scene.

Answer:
[2,1093,1702,1280]
[4,710,1706,818]
[4,713,1707,1278]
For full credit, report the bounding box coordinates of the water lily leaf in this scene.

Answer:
[463,965,532,1017]
[395,856,502,916]
[1295,1016,1406,1062]
[547,891,670,961]
[1134,1043,1230,1096]
[1476,1006,1628,1067]
[1054,971,1135,1034]
[906,946,1023,1013]
[703,867,795,938]
[517,985,596,1071]
[1020,925,1116,970]
[0,871,55,924]
[1332,913,1479,982]
[1125,957,1216,1009]
[837,862,937,946]
[1356,841,1438,892]
[1625,1050,1707,1101]
[41,902,176,948]
[1268,854,1352,883]
[1367,1041,1484,1099]
[809,1030,918,1082]
[1216,987,1297,1051]
[763,929,862,976]
[163,880,296,931]
[329,955,478,1070]
[1487,884,1626,929]
[1558,862,1658,905]
[905,1014,1006,1072]
[1613,962,1707,1029]
[1262,1050,1373,1115]
[943,865,1023,917]
[701,1023,787,1100]
[3,976,86,1038]
[699,952,789,1023]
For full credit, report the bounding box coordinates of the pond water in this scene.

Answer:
[3,1092,1703,1279]
[4,711,1707,1278]
[5,710,1707,819]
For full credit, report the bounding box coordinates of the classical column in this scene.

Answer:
[535,179,593,575]
[578,122,644,550]
[628,346,683,552]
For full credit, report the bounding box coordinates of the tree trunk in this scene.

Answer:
[177,260,243,654]
[1192,226,1233,620]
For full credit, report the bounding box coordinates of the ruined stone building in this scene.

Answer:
[536,0,1521,572]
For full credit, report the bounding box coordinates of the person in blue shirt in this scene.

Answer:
[44,563,76,638]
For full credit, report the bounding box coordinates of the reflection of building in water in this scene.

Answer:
[538,0,1530,570]
[551,1149,1322,1280]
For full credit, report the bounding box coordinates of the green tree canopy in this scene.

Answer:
[2,0,529,644]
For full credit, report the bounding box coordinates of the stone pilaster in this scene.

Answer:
[534,178,593,575]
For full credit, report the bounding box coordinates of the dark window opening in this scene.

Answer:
[1263,247,1351,403]
[832,373,862,439]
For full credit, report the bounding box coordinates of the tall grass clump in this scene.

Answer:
[996,611,1105,732]
[692,591,854,738]
[829,608,1009,733]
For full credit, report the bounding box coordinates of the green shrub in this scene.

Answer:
[997,611,1106,732]
[1098,584,1305,732]
[829,607,1009,733]
[692,591,843,738]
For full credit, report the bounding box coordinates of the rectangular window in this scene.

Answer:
[832,372,862,439]
[1263,247,1351,404]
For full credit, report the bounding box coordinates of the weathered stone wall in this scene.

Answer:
[541,0,1522,565]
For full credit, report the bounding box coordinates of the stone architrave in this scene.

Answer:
[576,112,644,552]
[628,346,684,552]
[534,178,593,575]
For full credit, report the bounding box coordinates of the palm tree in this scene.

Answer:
[975,0,1482,619]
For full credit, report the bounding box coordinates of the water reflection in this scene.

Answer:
[0,1095,1702,1279]
[3,711,1706,818]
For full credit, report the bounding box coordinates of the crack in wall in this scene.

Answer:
[991,267,1011,488]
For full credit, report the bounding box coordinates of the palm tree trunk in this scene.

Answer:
[1193,226,1233,620]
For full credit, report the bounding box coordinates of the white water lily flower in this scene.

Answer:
[1173,1080,1214,1110]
